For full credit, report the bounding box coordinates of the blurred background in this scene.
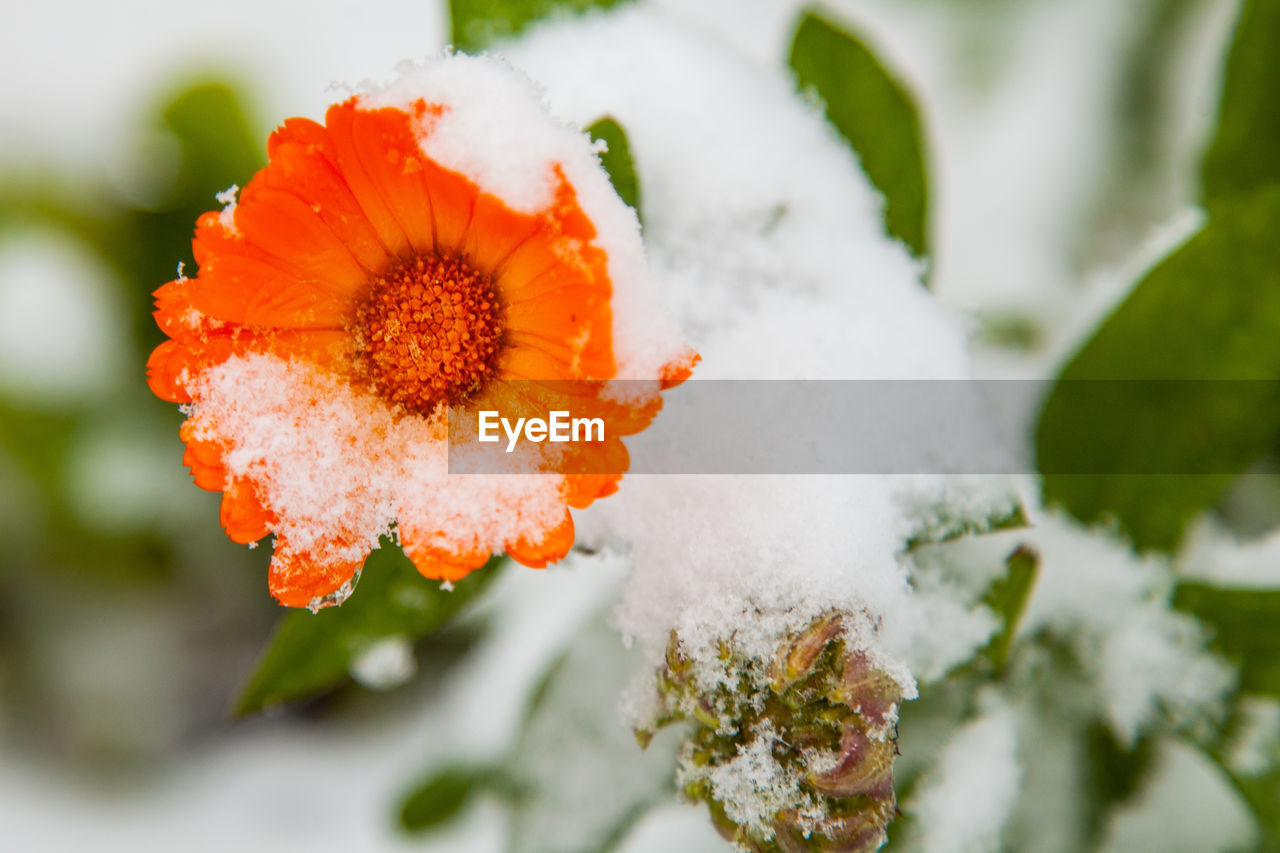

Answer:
[0,0,1272,850]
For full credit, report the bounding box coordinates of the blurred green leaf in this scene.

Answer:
[586,116,641,220]
[1084,724,1156,838]
[789,8,930,260]
[979,544,1039,672]
[399,764,495,832]
[1037,185,1280,552]
[159,83,262,206]
[1202,0,1280,206]
[449,0,631,52]
[1173,583,1280,697]
[235,544,503,716]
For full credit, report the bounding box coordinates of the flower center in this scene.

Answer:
[352,254,504,415]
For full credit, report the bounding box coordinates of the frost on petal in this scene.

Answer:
[185,353,575,599]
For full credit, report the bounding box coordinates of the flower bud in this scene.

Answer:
[641,613,903,852]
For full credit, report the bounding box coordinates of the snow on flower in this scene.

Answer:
[146,54,695,608]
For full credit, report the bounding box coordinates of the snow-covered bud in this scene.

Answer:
[642,613,902,852]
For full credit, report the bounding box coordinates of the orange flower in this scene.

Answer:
[146,58,695,609]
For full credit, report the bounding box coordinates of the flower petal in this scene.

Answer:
[268,543,364,609]
[188,214,354,329]
[234,182,372,294]
[146,328,351,403]
[179,421,227,491]
[265,117,393,272]
[504,510,575,568]
[324,100,415,260]
[220,476,275,544]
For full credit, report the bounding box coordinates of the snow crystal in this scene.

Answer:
[908,694,1022,853]
[359,53,689,385]
[215,184,239,232]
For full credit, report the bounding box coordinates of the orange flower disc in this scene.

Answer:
[352,254,504,415]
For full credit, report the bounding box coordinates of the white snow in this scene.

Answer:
[215,183,240,233]
[189,352,568,567]
[1223,696,1280,780]
[1179,519,1280,588]
[1021,509,1236,745]
[696,720,815,839]
[501,5,1016,704]
[907,694,1022,853]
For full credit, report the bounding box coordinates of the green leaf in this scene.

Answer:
[1173,583,1280,697]
[1084,724,1156,838]
[586,116,641,220]
[789,8,930,259]
[1037,184,1280,552]
[399,764,495,832]
[1202,0,1280,205]
[234,543,503,716]
[979,544,1040,672]
[449,0,631,52]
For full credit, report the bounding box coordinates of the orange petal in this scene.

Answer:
[563,472,622,509]
[179,421,227,491]
[191,256,352,330]
[235,182,372,294]
[460,189,544,274]
[399,522,492,582]
[660,350,700,389]
[404,544,490,582]
[268,544,365,609]
[152,278,220,343]
[324,100,413,260]
[220,476,274,544]
[146,329,351,403]
[505,510,575,568]
[499,342,576,381]
[147,339,200,403]
[265,118,393,272]
[348,110,443,258]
